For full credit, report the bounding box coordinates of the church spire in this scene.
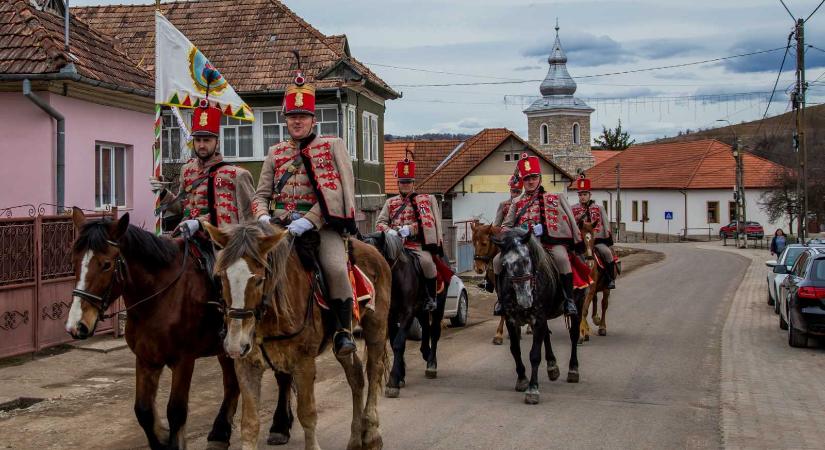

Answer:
[539,21,577,96]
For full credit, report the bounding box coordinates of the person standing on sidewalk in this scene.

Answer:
[770,229,787,257]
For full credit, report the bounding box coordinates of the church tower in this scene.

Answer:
[524,22,594,174]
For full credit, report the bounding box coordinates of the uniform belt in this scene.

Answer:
[274,202,312,212]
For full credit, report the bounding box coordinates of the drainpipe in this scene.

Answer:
[24,79,65,213]
[680,189,688,240]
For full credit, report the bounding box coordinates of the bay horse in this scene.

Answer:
[361,231,447,398]
[493,228,581,404]
[65,208,238,450]
[578,221,615,342]
[205,223,389,450]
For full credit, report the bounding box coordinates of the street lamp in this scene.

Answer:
[717,119,746,249]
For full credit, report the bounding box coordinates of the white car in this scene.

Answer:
[766,244,825,314]
[408,275,469,340]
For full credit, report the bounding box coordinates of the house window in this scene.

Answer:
[316,106,339,137]
[729,201,737,223]
[504,152,521,162]
[642,200,649,221]
[707,201,720,223]
[540,123,549,145]
[346,106,357,159]
[632,200,639,222]
[362,111,378,163]
[220,116,253,159]
[161,109,191,163]
[95,143,127,208]
[261,110,284,152]
[602,200,608,214]
[572,123,581,144]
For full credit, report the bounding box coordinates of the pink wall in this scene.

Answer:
[0,90,155,229]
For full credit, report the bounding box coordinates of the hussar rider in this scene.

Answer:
[376,157,443,312]
[252,55,360,357]
[572,175,617,289]
[495,153,582,317]
[479,175,523,293]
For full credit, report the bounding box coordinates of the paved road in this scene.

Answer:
[0,245,747,449]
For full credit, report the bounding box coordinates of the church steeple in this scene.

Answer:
[539,21,577,97]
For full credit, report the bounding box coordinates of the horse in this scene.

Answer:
[492,228,581,404]
[361,231,447,398]
[205,223,389,450]
[469,221,533,345]
[65,207,238,450]
[578,220,616,342]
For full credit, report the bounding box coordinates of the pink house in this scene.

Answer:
[0,0,156,227]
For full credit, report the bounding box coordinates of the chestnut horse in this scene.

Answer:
[66,208,238,450]
[206,223,389,450]
[578,221,616,342]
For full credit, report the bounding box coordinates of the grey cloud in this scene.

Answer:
[522,32,636,67]
[632,39,707,59]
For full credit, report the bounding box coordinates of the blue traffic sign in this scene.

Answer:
[664,211,674,220]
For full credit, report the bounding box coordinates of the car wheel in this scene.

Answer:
[449,291,468,327]
[788,307,807,348]
[779,302,788,330]
[407,318,422,341]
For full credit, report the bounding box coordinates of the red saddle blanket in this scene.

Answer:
[569,253,593,290]
[311,263,375,322]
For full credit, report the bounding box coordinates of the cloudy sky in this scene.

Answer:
[75,0,825,142]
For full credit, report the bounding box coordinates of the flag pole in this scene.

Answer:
[153,0,162,235]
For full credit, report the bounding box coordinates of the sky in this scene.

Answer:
[73,0,825,143]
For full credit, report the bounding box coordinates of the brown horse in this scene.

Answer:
[578,221,615,342]
[66,208,238,450]
[205,223,389,450]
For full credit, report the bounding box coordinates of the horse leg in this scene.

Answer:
[166,358,195,450]
[418,310,431,363]
[235,357,265,450]
[206,354,240,450]
[544,325,560,381]
[267,372,294,445]
[599,289,610,336]
[591,289,601,325]
[567,297,582,383]
[492,316,505,345]
[294,358,321,450]
[386,316,411,398]
[134,358,167,450]
[525,319,546,405]
[580,288,594,343]
[336,350,366,450]
[362,315,386,450]
[424,297,446,379]
[506,320,528,392]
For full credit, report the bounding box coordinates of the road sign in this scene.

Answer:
[665,211,674,220]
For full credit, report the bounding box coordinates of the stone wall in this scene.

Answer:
[527,113,593,174]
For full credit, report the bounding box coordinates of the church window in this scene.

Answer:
[540,123,549,145]
[572,123,581,144]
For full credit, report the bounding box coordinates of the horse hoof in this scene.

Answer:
[515,378,529,392]
[398,379,406,388]
[525,328,533,335]
[206,441,230,450]
[598,328,607,336]
[384,386,400,398]
[577,337,585,345]
[567,370,580,383]
[492,336,504,345]
[362,431,383,450]
[547,364,560,381]
[267,432,290,446]
[584,334,590,341]
[425,368,437,379]
[524,388,540,405]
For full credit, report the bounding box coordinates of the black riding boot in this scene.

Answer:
[493,272,504,316]
[330,298,356,356]
[604,261,617,289]
[561,273,578,317]
[424,277,437,312]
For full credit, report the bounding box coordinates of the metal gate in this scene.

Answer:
[0,205,117,359]
[453,220,476,274]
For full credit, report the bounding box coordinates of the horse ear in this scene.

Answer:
[111,213,130,240]
[71,206,86,230]
[203,222,228,248]
[259,230,285,255]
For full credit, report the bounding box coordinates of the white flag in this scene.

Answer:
[154,11,253,121]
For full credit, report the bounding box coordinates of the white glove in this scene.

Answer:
[149,177,166,193]
[287,217,314,236]
[532,224,544,236]
[399,225,411,238]
[385,228,399,237]
[179,219,200,236]
[258,215,272,225]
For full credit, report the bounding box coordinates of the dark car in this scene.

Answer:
[719,221,765,239]
[777,248,825,347]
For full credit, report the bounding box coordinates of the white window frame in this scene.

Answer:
[370,114,379,164]
[315,105,339,138]
[95,143,128,209]
[362,111,379,164]
[572,122,581,144]
[346,105,357,160]
[219,115,255,161]
[258,107,285,155]
[161,109,191,163]
[540,123,549,145]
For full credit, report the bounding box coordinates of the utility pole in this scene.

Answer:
[616,163,621,242]
[794,17,808,242]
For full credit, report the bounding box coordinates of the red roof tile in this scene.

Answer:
[384,140,462,194]
[0,0,153,93]
[72,0,398,98]
[581,139,786,190]
[591,150,620,166]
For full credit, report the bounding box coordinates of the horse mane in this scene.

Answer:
[363,231,408,265]
[73,218,178,267]
[499,228,558,291]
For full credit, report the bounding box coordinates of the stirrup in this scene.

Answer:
[423,297,437,312]
[333,330,356,356]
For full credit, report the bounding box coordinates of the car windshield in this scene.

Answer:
[784,247,806,267]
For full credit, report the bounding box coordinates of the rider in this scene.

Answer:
[572,175,617,289]
[495,153,582,317]
[150,100,255,234]
[375,157,443,313]
[479,175,523,293]
[252,61,360,357]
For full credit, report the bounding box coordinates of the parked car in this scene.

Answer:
[408,274,469,341]
[720,221,764,239]
[765,244,825,313]
[776,248,825,347]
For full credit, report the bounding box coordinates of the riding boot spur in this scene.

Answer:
[561,273,578,317]
[424,277,438,312]
[604,261,617,289]
[330,298,356,356]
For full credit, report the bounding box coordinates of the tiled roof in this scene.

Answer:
[417,128,574,194]
[591,150,620,166]
[384,140,462,194]
[581,139,786,190]
[72,0,398,98]
[0,0,153,93]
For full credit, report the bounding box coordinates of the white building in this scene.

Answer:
[570,139,789,238]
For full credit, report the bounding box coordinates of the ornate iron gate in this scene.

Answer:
[0,205,117,358]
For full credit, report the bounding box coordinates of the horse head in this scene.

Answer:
[66,207,130,339]
[578,220,595,259]
[206,222,284,359]
[471,222,500,275]
[493,228,535,310]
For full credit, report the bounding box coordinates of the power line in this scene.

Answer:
[806,0,825,22]
[388,47,787,88]
[360,62,524,81]
[779,0,796,20]
[756,32,794,137]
